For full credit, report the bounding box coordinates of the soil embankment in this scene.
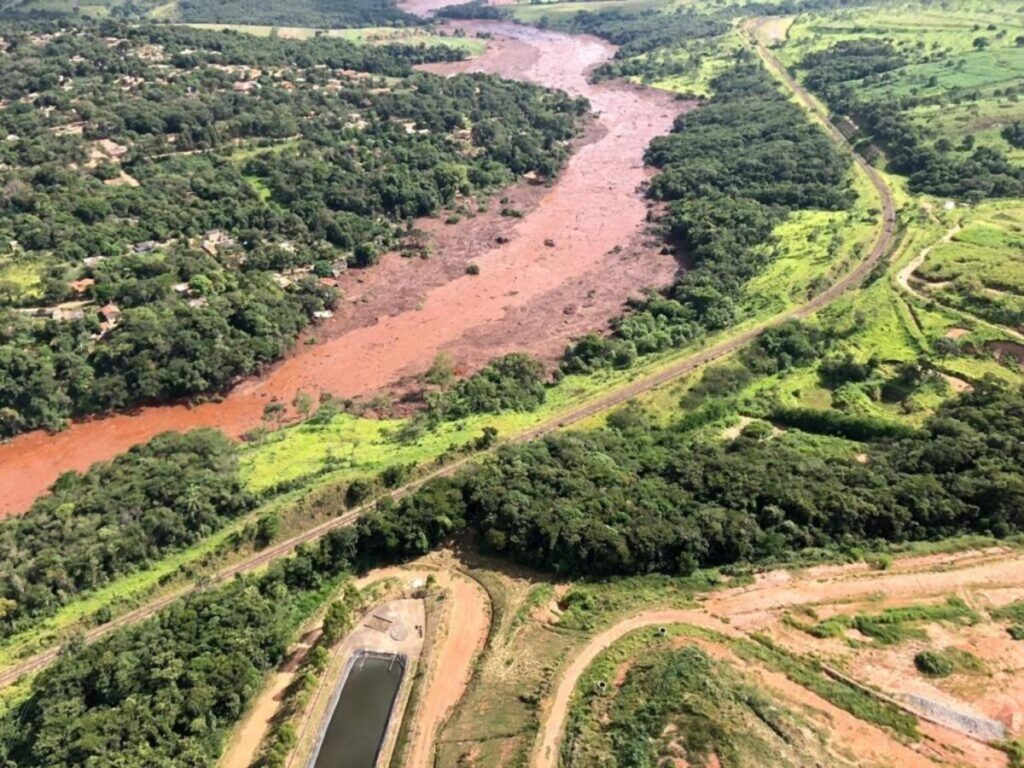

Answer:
[0,20,684,515]
[534,549,1021,768]
[219,564,490,768]
[403,570,491,768]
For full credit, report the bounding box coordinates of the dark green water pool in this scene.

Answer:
[309,651,405,768]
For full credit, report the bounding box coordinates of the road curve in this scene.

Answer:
[896,223,1024,344]
[532,546,1024,768]
[0,17,897,691]
[532,609,724,768]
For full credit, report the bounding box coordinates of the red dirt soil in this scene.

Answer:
[537,550,1024,768]
[405,571,491,768]
[0,21,684,515]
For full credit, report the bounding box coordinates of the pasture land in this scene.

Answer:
[778,1,1024,159]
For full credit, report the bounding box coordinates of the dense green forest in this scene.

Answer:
[0,429,250,635]
[795,38,1024,200]
[0,562,340,767]
[360,380,1024,576]
[176,0,416,27]
[0,21,586,435]
[566,9,729,58]
[0,509,365,767]
[562,57,852,373]
[0,0,416,26]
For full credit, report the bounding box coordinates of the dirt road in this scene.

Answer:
[404,571,491,768]
[532,608,722,768]
[534,610,951,768]
[896,224,961,302]
[897,224,1024,344]
[533,549,1022,768]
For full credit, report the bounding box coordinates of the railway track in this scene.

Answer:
[0,17,897,691]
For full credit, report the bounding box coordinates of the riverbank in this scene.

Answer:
[0,18,683,516]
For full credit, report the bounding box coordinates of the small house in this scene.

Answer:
[99,303,122,327]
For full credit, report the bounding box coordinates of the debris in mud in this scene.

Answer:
[544,238,556,247]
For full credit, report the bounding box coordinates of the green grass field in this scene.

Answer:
[566,629,843,767]
[0,257,43,301]
[778,1,1024,158]
[908,202,1024,335]
[919,203,1024,292]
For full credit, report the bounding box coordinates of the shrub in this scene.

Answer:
[915,650,954,677]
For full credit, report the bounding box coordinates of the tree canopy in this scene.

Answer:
[360,383,1024,577]
[0,429,251,635]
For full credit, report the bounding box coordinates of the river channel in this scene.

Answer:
[0,11,685,514]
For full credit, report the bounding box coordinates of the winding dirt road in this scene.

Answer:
[896,224,962,303]
[897,223,1024,344]
[533,549,1021,768]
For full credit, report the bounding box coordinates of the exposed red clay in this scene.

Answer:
[0,20,685,515]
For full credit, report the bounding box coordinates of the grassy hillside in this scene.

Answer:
[779,1,1024,164]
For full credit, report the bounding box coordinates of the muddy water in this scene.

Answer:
[0,16,684,515]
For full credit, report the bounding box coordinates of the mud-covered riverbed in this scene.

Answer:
[0,15,686,515]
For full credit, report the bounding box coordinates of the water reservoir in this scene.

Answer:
[309,651,406,768]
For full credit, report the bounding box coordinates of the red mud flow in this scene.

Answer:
[0,17,685,516]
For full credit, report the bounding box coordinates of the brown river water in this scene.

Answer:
[0,12,685,515]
